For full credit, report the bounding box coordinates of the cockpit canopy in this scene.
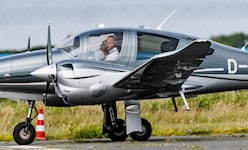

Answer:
[56,35,80,57]
[55,28,193,64]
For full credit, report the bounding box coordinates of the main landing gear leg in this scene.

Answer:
[179,89,190,111]
[102,102,127,141]
[125,100,152,141]
[13,100,38,145]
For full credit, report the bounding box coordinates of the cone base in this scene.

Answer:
[36,137,46,140]
[36,132,46,140]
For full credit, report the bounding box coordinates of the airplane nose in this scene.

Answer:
[31,64,56,81]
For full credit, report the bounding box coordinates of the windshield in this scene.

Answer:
[56,35,80,57]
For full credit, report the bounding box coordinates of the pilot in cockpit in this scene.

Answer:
[99,40,108,60]
[99,35,120,61]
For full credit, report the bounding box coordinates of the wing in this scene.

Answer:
[114,40,212,91]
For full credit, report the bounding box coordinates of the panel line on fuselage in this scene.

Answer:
[191,74,248,82]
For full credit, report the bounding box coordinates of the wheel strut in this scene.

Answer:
[13,100,38,145]
[25,100,38,132]
[102,102,127,141]
[102,102,117,134]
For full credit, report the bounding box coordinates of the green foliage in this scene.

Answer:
[1,91,248,141]
[74,125,106,139]
[211,32,248,48]
[0,134,13,141]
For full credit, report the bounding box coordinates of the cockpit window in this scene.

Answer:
[137,32,179,60]
[87,32,123,61]
[56,36,80,57]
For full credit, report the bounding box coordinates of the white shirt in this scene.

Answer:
[105,47,120,61]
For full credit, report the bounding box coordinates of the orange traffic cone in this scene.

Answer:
[36,106,46,140]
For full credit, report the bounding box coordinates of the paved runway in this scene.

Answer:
[0,135,248,150]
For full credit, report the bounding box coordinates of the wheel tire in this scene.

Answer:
[108,119,128,141]
[130,118,152,141]
[13,122,36,145]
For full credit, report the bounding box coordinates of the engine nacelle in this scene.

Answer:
[44,94,71,107]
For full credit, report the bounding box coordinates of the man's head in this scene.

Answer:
[100,40,108,56]
[106,35,115,51]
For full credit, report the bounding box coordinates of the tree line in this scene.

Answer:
[211,32,248,48]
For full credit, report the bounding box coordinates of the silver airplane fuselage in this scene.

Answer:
[0,28,248,105]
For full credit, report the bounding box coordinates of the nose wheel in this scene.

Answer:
[13,100,38,145]
[13,122,36,145]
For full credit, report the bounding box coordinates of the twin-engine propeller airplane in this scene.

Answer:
[1,23,248,145]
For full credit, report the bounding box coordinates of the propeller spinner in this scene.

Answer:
[30,64,57,81]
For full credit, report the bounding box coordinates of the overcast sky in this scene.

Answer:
[0,0,247,50]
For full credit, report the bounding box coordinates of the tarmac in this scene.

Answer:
[0,134,248,150]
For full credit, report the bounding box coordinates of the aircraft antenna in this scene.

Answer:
[156,8,177,30]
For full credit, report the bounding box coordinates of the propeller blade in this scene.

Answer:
[41,22,66,104]
[45,22,53,99]
[47,21,52,65]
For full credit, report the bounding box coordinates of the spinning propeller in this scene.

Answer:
[45,22,53,101]
[31,23,67,104]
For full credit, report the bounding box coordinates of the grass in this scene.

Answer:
[1,90,248,141]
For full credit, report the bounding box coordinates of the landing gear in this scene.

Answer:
[108,119,127,141]
[13,100,38,145]
[13,122,36,145]
[102,102,152,141]
[130,118,152,141]
[102,102,127,141]
[179,89,190,111]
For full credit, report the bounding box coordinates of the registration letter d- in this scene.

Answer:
[227,59,237,74]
